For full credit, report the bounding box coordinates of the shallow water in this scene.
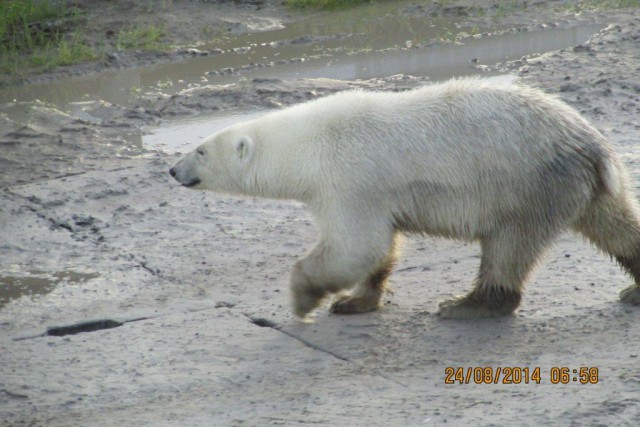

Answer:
[0,2,461,109]
[143,23,601,153]
[0,4,601,111]
[0,1,602,154]
[143,110,265,152]
[0,270,100,308]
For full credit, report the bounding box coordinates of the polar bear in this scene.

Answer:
[170,77,640,319]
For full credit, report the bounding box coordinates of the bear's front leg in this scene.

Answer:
[290,250,371,319]
[330,238,399,315]
[290,233,397,319]
[290,260,333,319]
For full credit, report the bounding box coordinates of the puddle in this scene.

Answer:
[143,110,264,153]
[0,270,100,308]
[0,1,463,110]
[140,22,600,153]
[0,0,602,153]
[140,19,600,153]
[0,6,600,112]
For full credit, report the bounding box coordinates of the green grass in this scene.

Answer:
[285,0,372,10]
[116,25,166,51]
[0,0,169,80]
[56,32,98,65]
[0,0,70,51]
[1,40,99,76]
[0,0,96,76]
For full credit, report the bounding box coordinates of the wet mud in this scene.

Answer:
[2,1,640,426]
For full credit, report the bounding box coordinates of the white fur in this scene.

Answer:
[171,77,640,319]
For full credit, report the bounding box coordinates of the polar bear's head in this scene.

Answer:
[169,126,256,194]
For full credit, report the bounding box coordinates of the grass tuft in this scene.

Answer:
[57,32,99,65]
[116,25,166,51]
[0,0,170,80]
[0,0,96,77]
[0,0,70,52]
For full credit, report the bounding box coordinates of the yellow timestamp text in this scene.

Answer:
[444,367,599,385]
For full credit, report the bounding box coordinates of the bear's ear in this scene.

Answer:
[235,135,255,162]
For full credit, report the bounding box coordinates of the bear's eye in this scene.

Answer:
[197,149,205,156]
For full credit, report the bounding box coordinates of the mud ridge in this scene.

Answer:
[17,193,107,244]
[243,313,350,362]
[243,313,407,387]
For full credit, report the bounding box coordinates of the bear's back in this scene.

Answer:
[277,79,612,236]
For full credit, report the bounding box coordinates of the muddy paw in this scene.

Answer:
[619,284,640,305]
[330,293,381,314]
[437,295,515,319]
[291,285,327,319]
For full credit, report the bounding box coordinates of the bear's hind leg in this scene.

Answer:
[438,225,554,319]
[330,235,399,314]
[573,193,640,305]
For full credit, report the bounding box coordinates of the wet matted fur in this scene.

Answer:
[170,77,640,319]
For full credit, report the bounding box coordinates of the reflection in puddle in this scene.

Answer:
[143,110,264,153]
[290,25,602,82]
[0,3,601,116]
[0,270,100,308]
[0,0,603,154]
[0,1,465,110]
[142,23,601,153]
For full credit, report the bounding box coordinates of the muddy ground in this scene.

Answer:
[1,1,640,426]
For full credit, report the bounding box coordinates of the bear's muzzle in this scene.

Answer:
[169,167,201,188]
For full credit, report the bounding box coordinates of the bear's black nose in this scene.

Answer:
[169,167,176,177]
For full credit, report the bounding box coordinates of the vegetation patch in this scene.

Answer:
[115,25,166,51]
[0,0,71,51]
[0,0,91,75]
[0,0,169,82]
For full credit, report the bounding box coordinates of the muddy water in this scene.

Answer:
[143,110,265,152]
[0,19,600,109]
[0,2,461,109]
[0,2,602,154]
[143,23,601,153]
[0,270,100,308]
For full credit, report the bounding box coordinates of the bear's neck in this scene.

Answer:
[242,150,315,203]
[236,119,319,202]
